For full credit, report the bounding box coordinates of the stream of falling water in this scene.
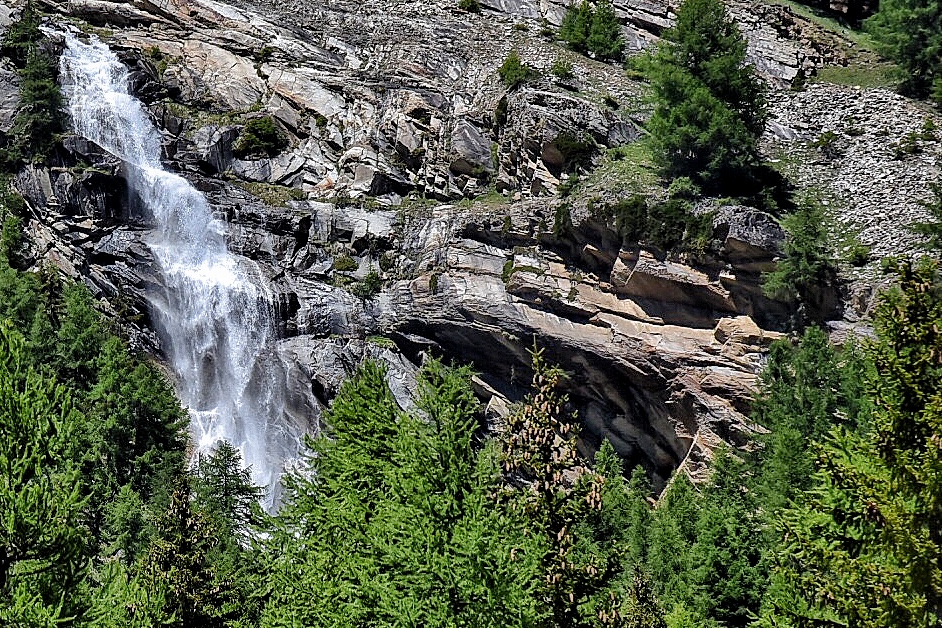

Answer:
[60,34,300,510]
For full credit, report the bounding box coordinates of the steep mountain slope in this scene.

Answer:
[5,0,941,487]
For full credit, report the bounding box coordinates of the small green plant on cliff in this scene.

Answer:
[234,116,288,158]
[812,130,842,159]
[333,254,359,272]
[458,0,481,12]
[234,181,306,207]
[550,58,574,80]
[498,51,535,89]
[352,268,383,300]
[554,132,596,169]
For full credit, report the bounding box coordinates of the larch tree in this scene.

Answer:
[643,0,766,194]
[759,259,942,627]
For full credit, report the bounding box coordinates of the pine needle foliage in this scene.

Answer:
[642,0,766,194]
[264,359,542,628]
[759,259,942,627]
[762,198,837,326]
[865,0,942,102]
[559,0,624,61]
[0,322,87,625]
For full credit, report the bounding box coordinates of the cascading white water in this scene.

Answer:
[60,34,300,510]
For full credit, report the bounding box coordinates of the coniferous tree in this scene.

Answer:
[762,198,838,325]
[559,1,593,52]
[559,0,624,61]
[912,182,942,252]
[760,259,942,627]
[643,0,766,194]
[866,0,942,102]
[751,326,871,509]
[586,0,624,60]
[0,2,40,69]
[645,474,699,611]
[686,452,767,628]
[12,50,62,161]
[501,347,603,627]
[191,442,265,627]
[0,322,87,625]
[140,479,237,628]
[264,360,542,627]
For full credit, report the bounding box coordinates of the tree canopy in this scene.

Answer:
[643,0,766,195]
[866,0,942,102]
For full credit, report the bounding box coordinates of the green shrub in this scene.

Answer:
[254,45,275,62]
[234,116,287,158]
[550,58,574,80]
[646,198,690,250]
[891,131,923,159]
[846,240,871,266]
[812,130,842,159]
[554,132,596,168]
[334,254,358,272]
[498,51,535,89]
[553,203,573,237]
[501,259,515,282]
[557,173,579,198]
[613,195,648,242]
[458,0,481,11]
[353,269,383,299]
[494,97,509,129]
[684,210,715,254]
[667,176,700,200]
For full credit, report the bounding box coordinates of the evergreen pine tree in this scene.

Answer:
[912,182,942,252]
[761,198,838,325]
[0,322,87,625]
[0,2,41,68]
[141,479,236,628]
[866,0,942,101]
[760,259,942,627]
[12,49,62,161]
[559,1,593,52]
[586,0,624,60]
[264,360,542,627]
[643,0,766,194]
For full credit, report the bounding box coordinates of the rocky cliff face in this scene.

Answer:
[5,0,941,487]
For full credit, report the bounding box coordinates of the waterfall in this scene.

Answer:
[60,34,301,510]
